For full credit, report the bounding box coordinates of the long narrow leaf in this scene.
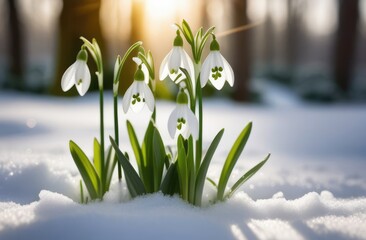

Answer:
[217,122,252,201]
[177,136,188,200]
[126,121,145,180]
[160,162,179,196]
[194,27,203,58]
[198,26,215,60]
[194,129,224,206]
[152,128,166,191]
[105,146,117,191]
[69,141,100,200]
[207,177,218,189]
[226,154,270,199]
[142,120,155,192]
[110,137,146,198]
[93,138,102,178]
[187,136,195,204]
[182,19,194,45]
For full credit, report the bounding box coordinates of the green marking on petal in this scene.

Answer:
[77,79,82,85]
[211,66,223,80]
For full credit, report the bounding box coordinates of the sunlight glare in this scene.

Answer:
[145,0,177,19]
[248,0,267,22]
[303,0,338,37]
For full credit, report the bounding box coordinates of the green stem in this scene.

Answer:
[196,81,203,173]
[114,95,122,180]
[98,72,105,198]
[194,62,202,173]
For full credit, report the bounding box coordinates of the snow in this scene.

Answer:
[0,91,366,240]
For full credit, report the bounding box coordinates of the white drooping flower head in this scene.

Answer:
[159,30,195,88]
[200,34,234,90]
[168,90,198,140]
[122,64,155,113]
[61,48,91,96]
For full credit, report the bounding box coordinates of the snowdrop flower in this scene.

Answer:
[200,35,234,90]
[122,65,154,113]
[159,31,194,85]
[61,48,91,96]
[168,90,198,140]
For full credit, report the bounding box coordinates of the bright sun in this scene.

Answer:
[145,0,178,19]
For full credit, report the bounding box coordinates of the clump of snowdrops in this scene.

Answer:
[61,20,270,206]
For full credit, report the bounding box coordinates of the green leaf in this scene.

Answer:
[79,180,84,204]
[206,177,217,189]
[194,27,203,59]
[182,19,194,45]
[187,136,195,204]
[147,50,155,76]
[69,140,100,200]
[153,127,166,191]
[226,154,270,199]
[160,162,179,195]
[194,129,224,206]
[126,120,145,181]
[93,138,102,178]
[105,145,117,191]
[198,26,215,61]
[217,122,252,201]
[110,136,146,198]
[142,120,155,193]
[177,136,188,200]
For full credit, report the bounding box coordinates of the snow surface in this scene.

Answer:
[0,91,366,240]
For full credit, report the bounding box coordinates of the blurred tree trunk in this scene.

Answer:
[232,0,251,102]
[264,1,275,76]
[5,0,24,90]
[117,0,145,95]
[51,0,106,95]
[333,0,359,94]
[285,0,299,80]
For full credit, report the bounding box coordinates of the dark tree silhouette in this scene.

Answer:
[232,0,251,102]
[51,0,106,95]
[333,0,359,94]
[5,0,24,90]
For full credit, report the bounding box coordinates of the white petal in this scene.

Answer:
[132,57,142,65]
[168,47,181,73]
[168,106,180,138]
[142,64,150,84]
[141,83,155,112]
[122,81,135,113]
[131,82,145,113]
[159,49,173,80]
[221,54,234,87]
[185,106,199,139]
[200,53,213,87]
[75,61,91,96]
[61,62,76,92]
[209,52,226,90]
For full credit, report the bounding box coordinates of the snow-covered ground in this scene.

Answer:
[0,91,365,240]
